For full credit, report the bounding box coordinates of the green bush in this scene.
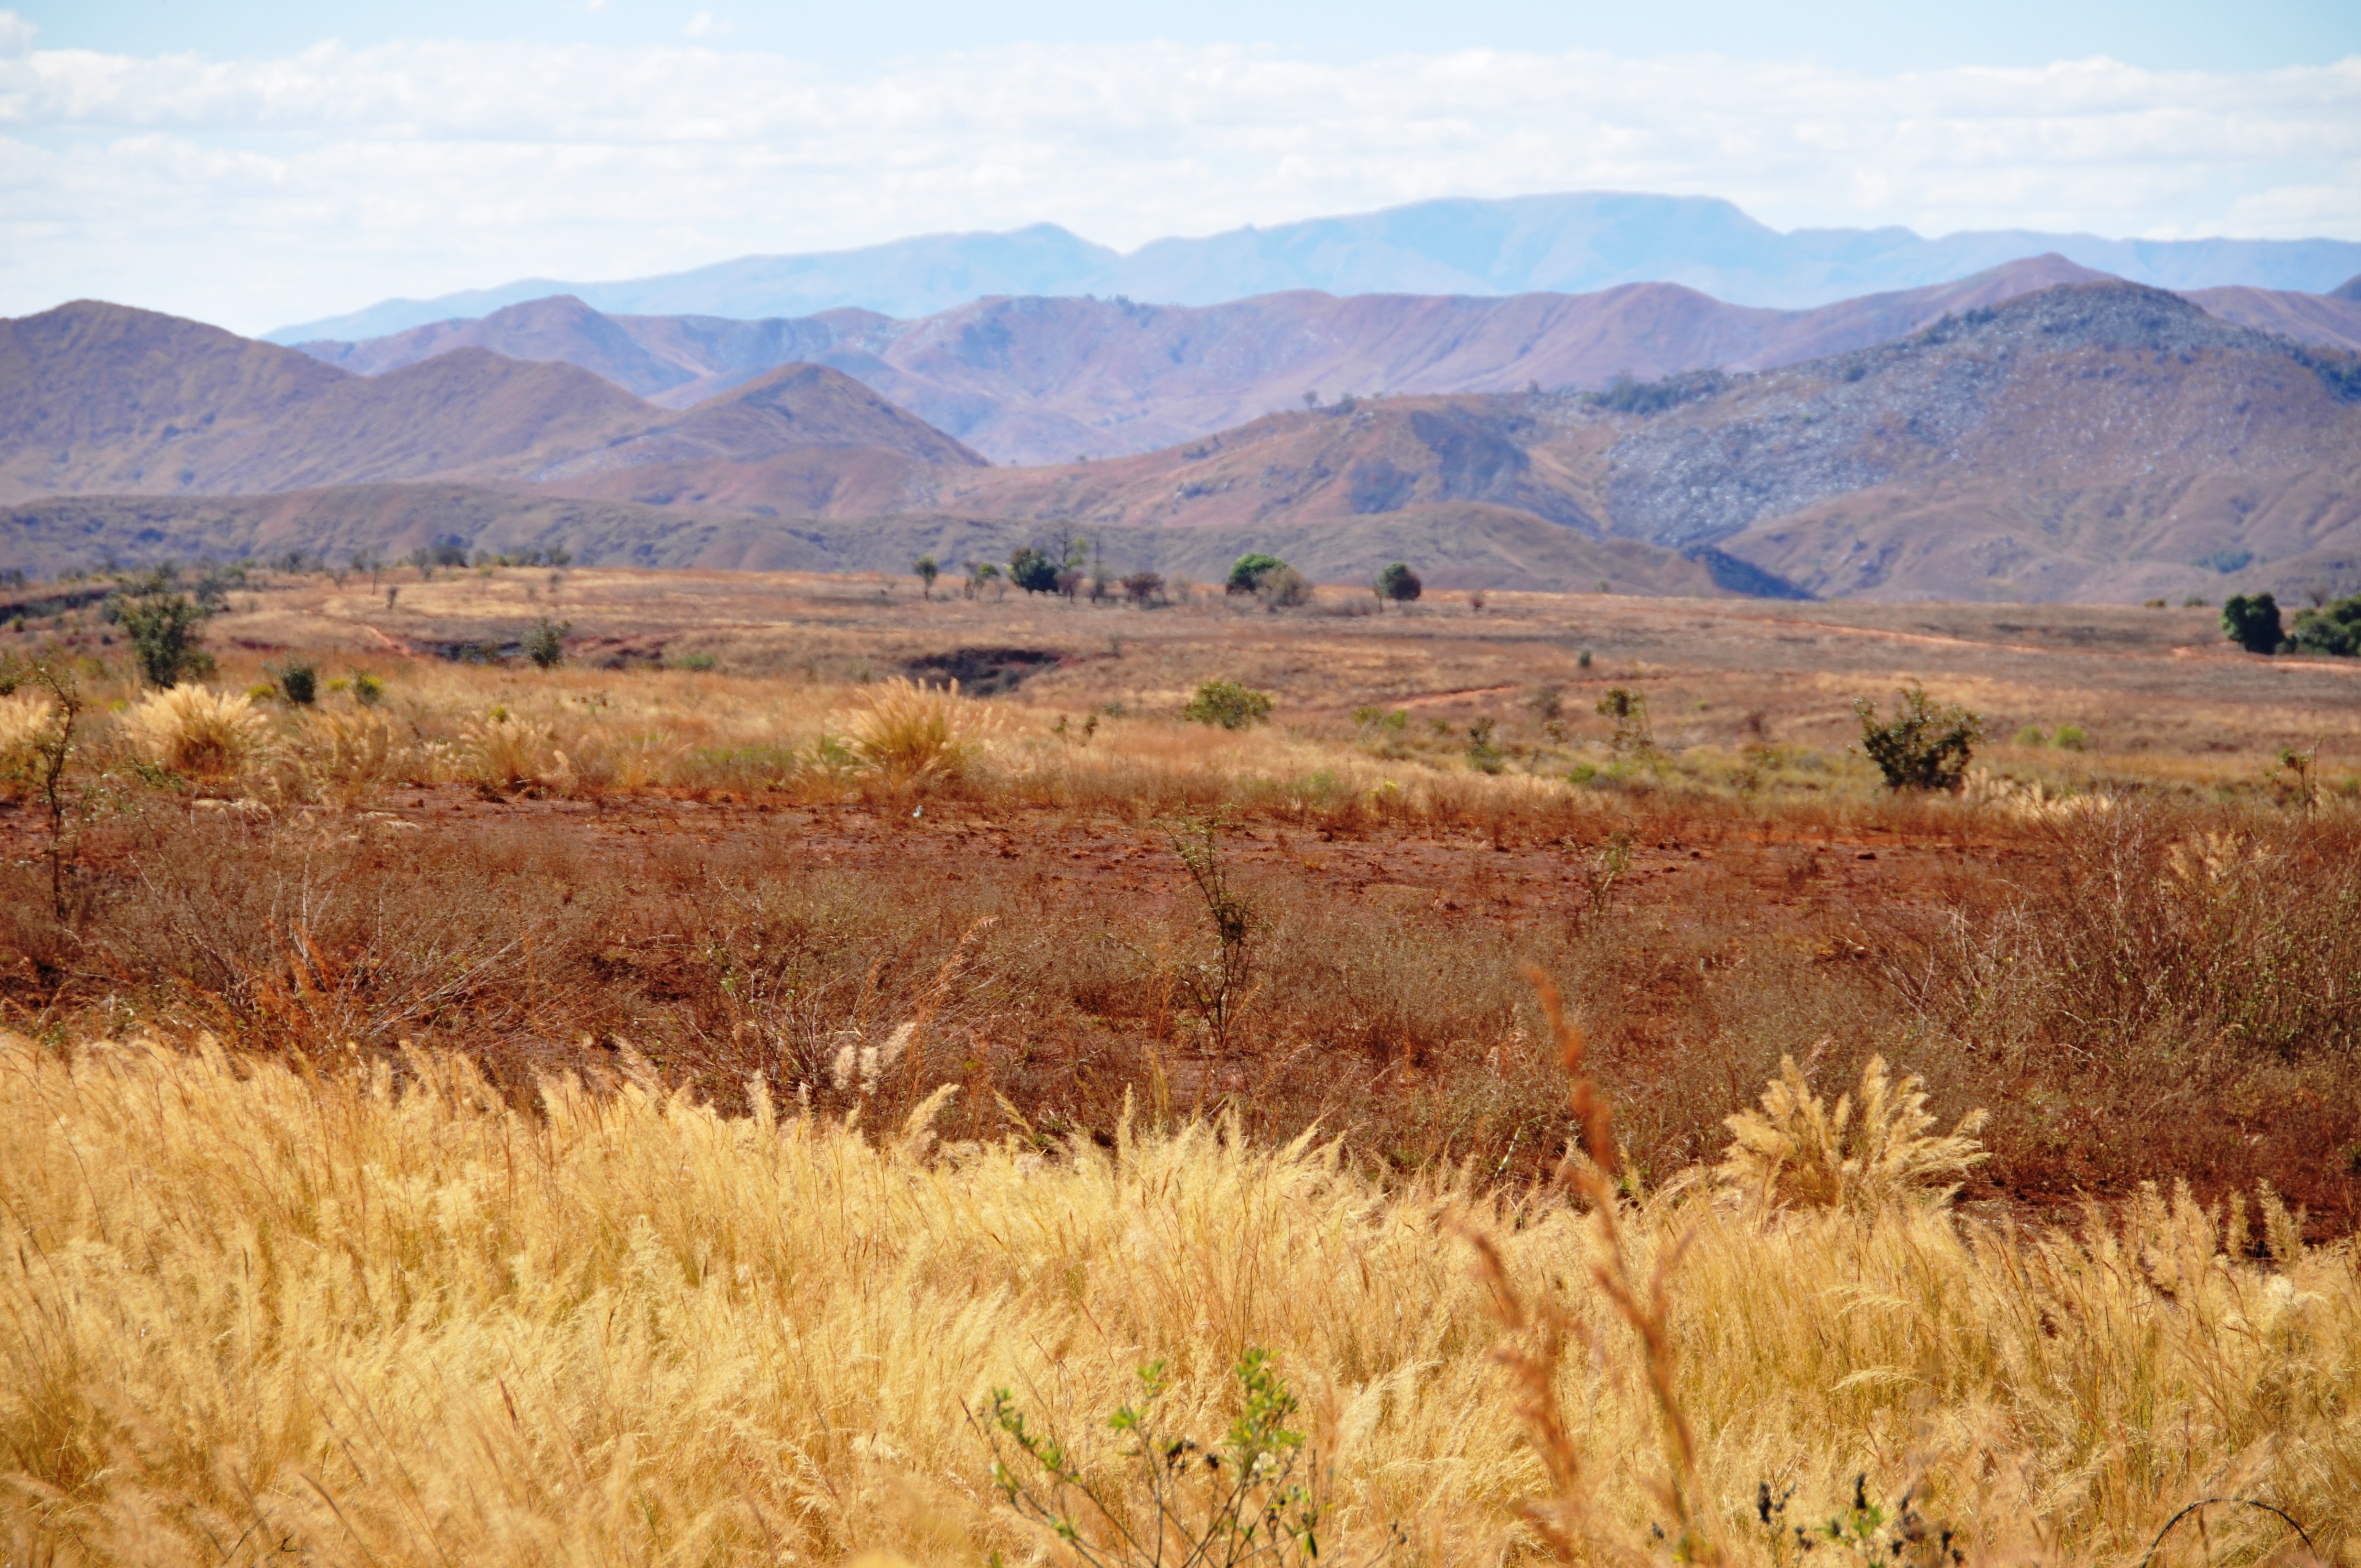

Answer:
[1377,562,1422,603]
[271,660,318,705]
[2221,593,2284,654]
[976,1349,1341,1568]
[2289,593,2361,657]
[1225,553,1289,595]
[111,591,213,688]
[1853,682,1982,791]
[1183,679,1273,729]
[523,617,570,669]
[1008,546,1062,595]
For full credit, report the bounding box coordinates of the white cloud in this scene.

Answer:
[0,10,35,60]
[684,12,731,39]
[0,34,2354,333]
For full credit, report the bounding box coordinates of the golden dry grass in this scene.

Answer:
[2,1031,2354,1567]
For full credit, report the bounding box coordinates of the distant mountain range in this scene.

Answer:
[264,192,2361,344]
[289,256,2361,467]
[10,270,2361,603]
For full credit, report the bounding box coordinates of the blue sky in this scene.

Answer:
[2,1,2357,332]
[18,0,2360,73]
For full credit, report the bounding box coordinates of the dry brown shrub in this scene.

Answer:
[844,678,999,789]
[122,685,268,777]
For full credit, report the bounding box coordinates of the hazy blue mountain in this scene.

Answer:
[265,193,2361,342]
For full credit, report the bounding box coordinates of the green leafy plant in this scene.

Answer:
[1009,546,1062,595]
[524,616,570,669]
[1375,562,1422,605]
[976,1349,1378,1568]
[2222,592,2284,654]
[1852,681,1982,791]
[270,659,318,705]
[1183,679,1273,730]
[1225,553,1290,595]
[2288,592,2361,656]
[112,589,214,687]
[912,554,940,598]
[1465,717,1505,774]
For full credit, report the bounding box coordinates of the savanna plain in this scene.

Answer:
[4,562,2360,1567]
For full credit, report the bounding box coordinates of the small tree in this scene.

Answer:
[1226,553,1288,595]
[1853,682,1982,791]
[1596,687,1653,755]
[1183,679,1273,729]
[1377,562,1422,606]
[912,555,940,600]
[113,590,213,687]
[1122,571,1164,607]
[523,616,569,669]
[2288,592,2361,657]
[1009,546,1061,595]
[2222,592,2285,654]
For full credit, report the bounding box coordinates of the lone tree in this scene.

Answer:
[1225,553,1290,595]
[912,556,940,600]
[523,616,570,669]
[1377,562,1422,605]
[111,583,214,687]
[2222,592,2284,654]
[1853,682,1983,791]
[1008,546,1062,595]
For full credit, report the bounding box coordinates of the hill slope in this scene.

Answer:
[0,303,983,510]
[266,192,2361,340]
[297,256,2139,466]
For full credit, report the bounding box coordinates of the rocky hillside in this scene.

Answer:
[289,260,2361,467]
[0,303,980,510]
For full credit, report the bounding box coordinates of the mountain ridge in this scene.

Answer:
[9,283,2361,605]
[264,192,2361,342]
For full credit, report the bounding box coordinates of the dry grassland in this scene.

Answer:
[2,564,2359,1564]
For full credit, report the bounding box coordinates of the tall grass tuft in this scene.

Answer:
[846,677,998,788]
[0,692,55,797]
[1714,1051,1989,1213]
[122,684,268,777]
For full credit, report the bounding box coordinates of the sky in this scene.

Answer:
[2,0,2357,334]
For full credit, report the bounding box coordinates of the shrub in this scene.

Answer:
[1596,687,1653,755]
[350,672,384,706]
[113,591,213,687]
[1008,547,1061,595]
[1377,562,1422,604]
[1121,571,1164,606]
[458,714,573,793]
[1225,553,1288,595]
[523,617,569,669]
[1254,564,1311,609]
[123,685,267,777]
[2288,592,2361,657]
[1852,682,1981,791]
[2221,592,2284,654]
[977,1349,1338,1568]
[270,660,318,706]
[845,677,998,788]
[293,707,405,805]
[1182,679,1272,729]
[2053,724,2087,751]
[912,555,940,598]
[1715,1053,1989,1213]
